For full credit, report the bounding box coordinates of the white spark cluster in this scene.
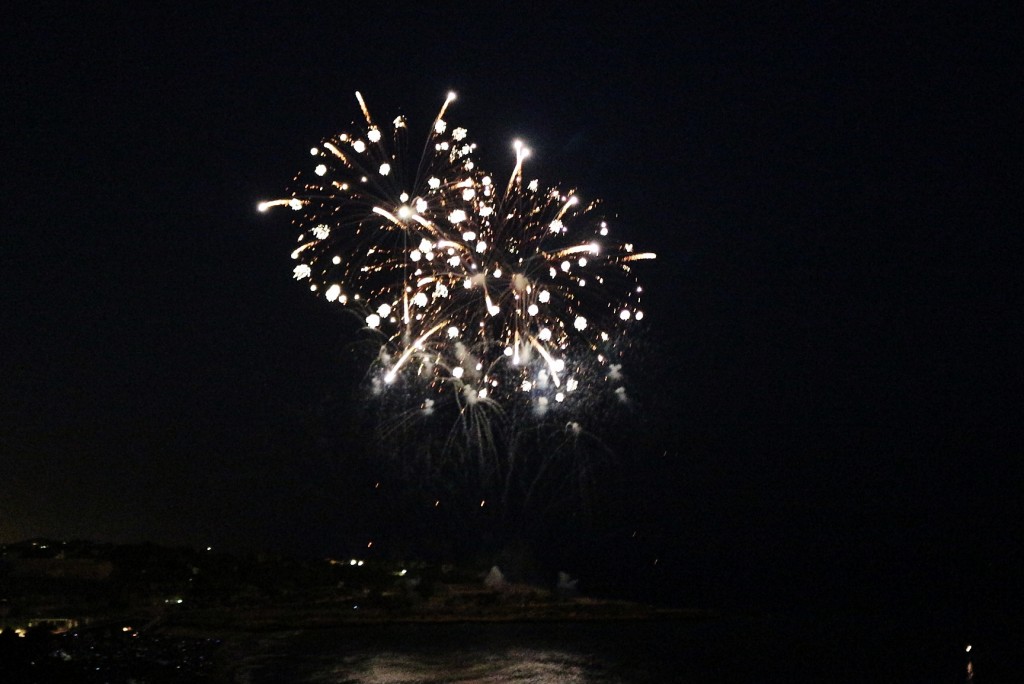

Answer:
[261,92,655,421]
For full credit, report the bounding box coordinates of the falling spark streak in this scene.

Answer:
[260,91,655,462]
[385,320,449,382]
[372,206,404,226]
[622,252,657,262]
[505,140,530,197]
[554,195,579,221]
[354,91,373,125]
[258,198,302,212]
[549,243,601,258]
[435,91,457,124]
[529,336,562,387]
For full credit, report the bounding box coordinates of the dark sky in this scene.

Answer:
[3,5,1020,610]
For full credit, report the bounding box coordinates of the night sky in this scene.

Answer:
[3,5,1020,612]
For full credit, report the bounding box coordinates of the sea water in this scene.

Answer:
[228,613,1016,683]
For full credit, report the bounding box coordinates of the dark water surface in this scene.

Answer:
[229,614,1019,683]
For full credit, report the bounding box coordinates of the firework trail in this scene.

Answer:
[260,92,654,507]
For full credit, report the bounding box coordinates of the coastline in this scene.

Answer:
[157,597,717,635]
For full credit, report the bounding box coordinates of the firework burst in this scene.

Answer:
[260,92,654,500]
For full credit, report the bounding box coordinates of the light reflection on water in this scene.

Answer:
[319,648,601,683]
[233,616,1007,683]
[239,621,670,683]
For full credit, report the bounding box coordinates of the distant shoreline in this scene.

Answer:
[157,599,718,636]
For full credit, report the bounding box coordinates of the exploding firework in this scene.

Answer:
[260,92,654,504]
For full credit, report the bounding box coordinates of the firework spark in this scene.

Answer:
[260,92,654,455]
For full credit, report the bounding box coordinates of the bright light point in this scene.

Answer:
[476,241,487,253]
[539,327,552,341]
[315,164,327,176]
[397,205,412,219]
[435,119,447,134]
[449,209,467,223]
[462,188,475,200]
[462,231,477,241]
[325,284,341,301]
[288,198,302,210]
[452,366,464,378]
[419,238,433,252]
[527,304,539,316]
[566,377,578,392]
[553,359,565,372]
[522,380,532,391]
[447,326,459,338]
[379,163,391,175]
[310,147,319,155]
[620,309,631,320]
[332,255,341,265]
[312,224,330,239]
[561,261,571,272]
[415,198,428,212]
[600,226,609,236]
[428,177,441,189]
[292,264,311,280]
[493,268,503,278]
[413,292,428,307]
[549,219,563,233]
[555,392,565,402]
[574,316,587,330]
[488,304,500,316]
[448,255,460,267]
[579,258,588,267]
[410,249,422,261]
[384,371,396,384]
[377,303,392,317]
[367,127,381,142]
[366,313,381,328]
[539,290,550,303]
[503,347,513,356]
[352,140,366,153]
[635,311,644,320]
